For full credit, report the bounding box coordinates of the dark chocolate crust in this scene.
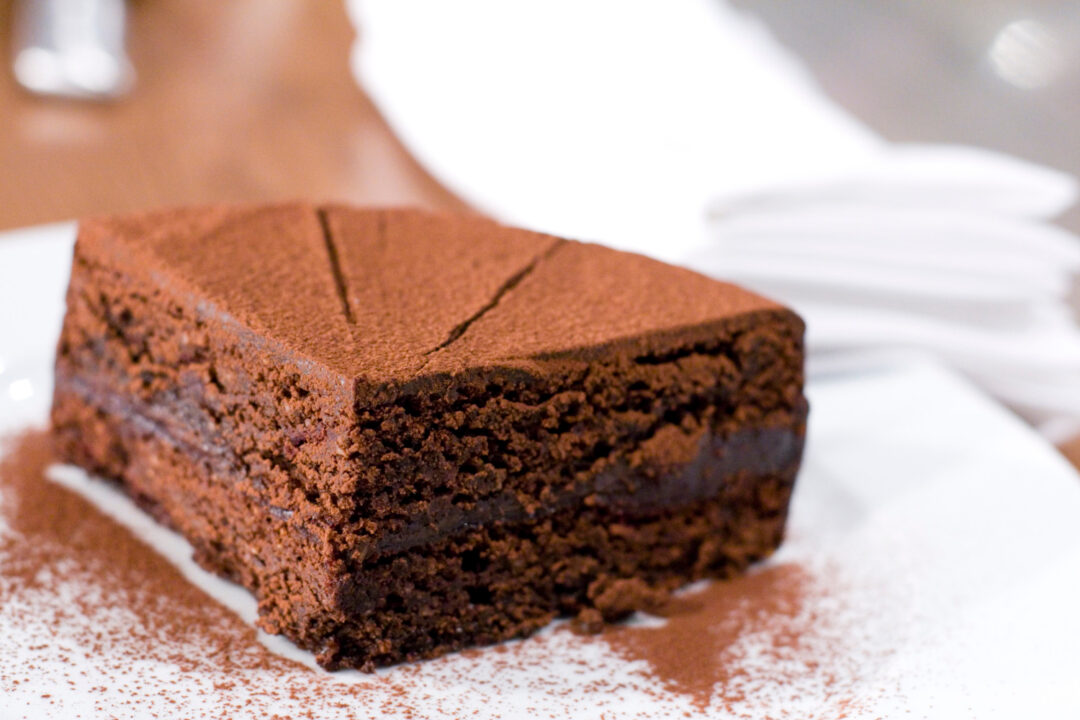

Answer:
[51,203,808,670]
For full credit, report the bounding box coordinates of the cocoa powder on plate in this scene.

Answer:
[1,430,872,718]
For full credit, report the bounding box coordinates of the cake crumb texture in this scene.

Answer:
[50,203,808,670]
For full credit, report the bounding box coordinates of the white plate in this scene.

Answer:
[3,222,1080,718]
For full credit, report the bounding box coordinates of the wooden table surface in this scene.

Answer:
[1,0,1078,467]
[0,0,465,227]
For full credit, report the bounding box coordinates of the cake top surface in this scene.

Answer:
[77,203,789,387]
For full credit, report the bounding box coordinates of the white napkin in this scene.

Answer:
[347,0,1080,440]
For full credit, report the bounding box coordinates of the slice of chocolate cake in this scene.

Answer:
[51,203,808,670]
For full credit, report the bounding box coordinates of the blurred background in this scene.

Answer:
[1,0,1077,464]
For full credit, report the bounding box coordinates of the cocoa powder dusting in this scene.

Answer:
[0,431,287,672]
[600,559,899,717]
[1,431,881,717]
[603,565,821,711]
[0,431,410,717]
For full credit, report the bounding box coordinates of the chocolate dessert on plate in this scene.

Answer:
[51,203,807,670]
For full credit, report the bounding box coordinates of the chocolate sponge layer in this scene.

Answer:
[51,203,807,670]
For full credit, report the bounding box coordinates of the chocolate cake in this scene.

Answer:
[51,203,808,670]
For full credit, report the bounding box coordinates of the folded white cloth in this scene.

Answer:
[347,0,1080,440]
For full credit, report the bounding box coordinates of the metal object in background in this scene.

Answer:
[12,0,134,100]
